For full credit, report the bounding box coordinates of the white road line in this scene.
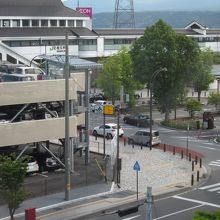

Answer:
[209,163,220,167]
[199,182,220,190]
[123,215,141,220]
[209,187,220,192]
[173,195,220,208]
[153,204,204,219]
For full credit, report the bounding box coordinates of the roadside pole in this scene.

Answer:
[146,186,153,220]
[133,161,140,200]
[103,112,106,157]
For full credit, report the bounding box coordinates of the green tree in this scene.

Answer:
[97,48,140,106]
[0,154,30,220]
[185,98,202,118]
[131,20,200,121]
[193,210,220,219]
[208,92,220,109]
[192,48,214,101]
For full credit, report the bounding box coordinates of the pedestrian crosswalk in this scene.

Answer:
[209,160,220,167]
[199,183,220,193]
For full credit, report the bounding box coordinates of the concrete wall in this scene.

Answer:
[0,116,77,147]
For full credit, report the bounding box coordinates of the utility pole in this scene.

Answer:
[146,186,153,220]
[64,31,70,201]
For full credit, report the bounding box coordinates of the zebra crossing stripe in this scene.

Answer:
[199,183,220,190]
[209,160,220,167]
[209,164,220,167]
[208,187,220,192]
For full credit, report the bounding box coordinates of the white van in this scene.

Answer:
[90,100,107,113]
[128,129,161,146]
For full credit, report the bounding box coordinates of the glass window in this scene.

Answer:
[12,20,20,27]
[25,69,35,74]
[50,20,57,27]
[11,41,21,47]
[32,20,39,27]
[22,20,30,27]
[69,40,77,45]
[76,20,83,27]
[21,41,31,46]
[30,40,40,46]
[3,20,10,27]
[59,20,65,27]
[41,20,48,27]
[68,20,74,27]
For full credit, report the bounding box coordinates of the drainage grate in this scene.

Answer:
[175,185,184,188]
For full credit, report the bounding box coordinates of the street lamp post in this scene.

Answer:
[149,67,167,150]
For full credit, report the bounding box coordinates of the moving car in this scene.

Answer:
[92,123,124,139]
[128,129,161,146]
[123,113,153,127]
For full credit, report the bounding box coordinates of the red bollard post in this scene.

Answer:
[25,208,36,220]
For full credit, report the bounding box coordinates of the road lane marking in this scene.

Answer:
[123,215,141,220]
[208,187,220,192]
[153,204,204,219]
[199,182,220,190]
[173,195,220,208]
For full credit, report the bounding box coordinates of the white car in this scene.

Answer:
[92,123,124,139]
[14,66,46,80]
[90,100,107,113]
[26,156,39,174]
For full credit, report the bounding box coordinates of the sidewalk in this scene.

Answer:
[0,136,208,220]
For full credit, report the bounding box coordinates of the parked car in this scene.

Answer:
[92,123,124,139]
[31,152,61,172]
[0,63,25,74]
[21,155,39,174]
[123,113,153,127]
[90,100,108,113]
[128,129,161,146]
[0,73,35,82]
[89,93,106,103]
[14,66,46,80]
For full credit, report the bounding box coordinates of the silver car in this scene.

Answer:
[128,129,161,146]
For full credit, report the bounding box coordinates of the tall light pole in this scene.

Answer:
[149,67,167,150]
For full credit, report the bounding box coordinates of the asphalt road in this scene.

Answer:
[88,109,220,220]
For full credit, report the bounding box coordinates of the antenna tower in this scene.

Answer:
[113,0,135,28]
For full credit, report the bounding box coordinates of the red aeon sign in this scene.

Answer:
[76,7,92,18]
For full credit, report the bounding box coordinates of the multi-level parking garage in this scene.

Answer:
[0,56,102,171]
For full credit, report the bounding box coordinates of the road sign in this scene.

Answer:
[133,161,140,171]
[103,104,114,115]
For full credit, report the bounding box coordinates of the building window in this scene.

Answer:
[68,20,74,27]
[21,41,31,46]
[76,20,83,27]
[41,20,48,27]
[3,20,10,27]
[59,20,66,27]
[22,20,30,27]
[12,20,20,27]
[0,53,2,61]
[50,20,57,27]
[69,40,77,45]
[30,40,40,46]
[32,20,39,27]
[11,41,21,47]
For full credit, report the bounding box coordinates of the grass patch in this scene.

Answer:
[216,136,220,143]
[161,118,201,130]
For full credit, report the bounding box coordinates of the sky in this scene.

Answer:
[62,0,220,13]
